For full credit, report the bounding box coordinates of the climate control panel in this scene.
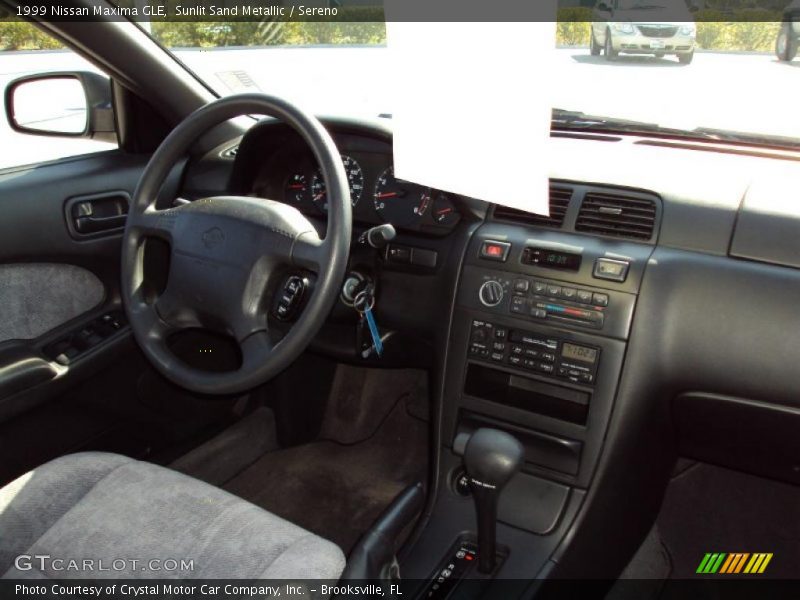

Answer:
[469,319,600,386]
[458,265,637,340]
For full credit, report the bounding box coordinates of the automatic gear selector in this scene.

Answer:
[463,427,524,573]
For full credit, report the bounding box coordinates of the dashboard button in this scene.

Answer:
[533,281,548,295]
[547,285,562,297]
[411,247,438,268]
[531,308,547,319]
[576,289,593,304]
[492,342,506,352]
[386,245,411,264]
[490,352,504,362]
[510,344,524,356]
[593,258,630,282]
[513,279,529,293]
[494,328,508,340]
[592,293,609,307]
[480,240,511,262]
[510,296,528,314]
[508,355,523,367]
[470,328,488,344]
[561,287,577,300]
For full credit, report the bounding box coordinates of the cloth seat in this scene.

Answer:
[0,452,345,580]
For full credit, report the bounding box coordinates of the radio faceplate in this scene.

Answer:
[469,319,600,386]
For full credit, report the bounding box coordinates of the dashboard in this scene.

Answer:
[236,123,462,236]
[185,115,800,581]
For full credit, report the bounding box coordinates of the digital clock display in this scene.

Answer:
[561,343,598,364]
[522,247,582,271]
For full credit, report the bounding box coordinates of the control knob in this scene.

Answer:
[479,280,504,307]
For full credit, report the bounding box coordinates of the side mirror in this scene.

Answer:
[4,71,115,142]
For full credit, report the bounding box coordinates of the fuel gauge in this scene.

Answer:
[432,193,459,227]
[284,173,308,204]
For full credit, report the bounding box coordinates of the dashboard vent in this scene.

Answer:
[492,185,573,228]
[576,191,657,241]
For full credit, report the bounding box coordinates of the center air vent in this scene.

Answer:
[492,185,573,228]
[575,191,657,241]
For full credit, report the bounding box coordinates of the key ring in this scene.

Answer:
[353,289,375,314]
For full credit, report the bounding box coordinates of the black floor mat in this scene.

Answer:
[615,460,800,593]
[221,366,429,553]
[657,462,800,579]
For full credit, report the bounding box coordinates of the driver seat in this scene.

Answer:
[0,452,345,579]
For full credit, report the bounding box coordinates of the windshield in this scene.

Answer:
[3,8,800,151]
[143,17,800,148]
[138,14,800,149]
[153,22,390,118]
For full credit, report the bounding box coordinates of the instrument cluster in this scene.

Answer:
[253,142,462,234]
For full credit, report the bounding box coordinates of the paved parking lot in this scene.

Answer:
[1,45,798,169]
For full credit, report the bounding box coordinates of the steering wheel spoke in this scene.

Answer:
[291,231,326,271]
[153,291,204,332]
[127,298,176,345]
[128,207,179,241]
[239,330,276,371]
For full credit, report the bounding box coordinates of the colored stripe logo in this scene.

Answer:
[696,552,773,574]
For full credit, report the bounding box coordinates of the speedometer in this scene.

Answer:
[373,167,431,227]
[310,155,364,212]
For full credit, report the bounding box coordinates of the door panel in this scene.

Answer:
[0,263,103,342]
[0,150,183,420]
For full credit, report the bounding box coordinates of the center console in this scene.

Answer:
[402,214,656,592]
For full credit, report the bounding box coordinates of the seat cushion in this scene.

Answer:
[0,452,345,580]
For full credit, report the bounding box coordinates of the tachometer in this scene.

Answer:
[310,155,364,212]
[284,173,308,204]
[373,167,431,227]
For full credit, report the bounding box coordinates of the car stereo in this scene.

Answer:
[468,319,600,386]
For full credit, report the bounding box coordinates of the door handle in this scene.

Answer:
[66,191,130,238]
[74,213,127,234]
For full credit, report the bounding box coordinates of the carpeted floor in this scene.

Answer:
[224,367,429,553]
[173,366,429,554]
[613,460,800,597]
[657,461,800,580]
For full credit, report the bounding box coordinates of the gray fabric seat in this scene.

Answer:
[0,452,345,580]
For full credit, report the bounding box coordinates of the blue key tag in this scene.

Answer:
[363,305,383,357]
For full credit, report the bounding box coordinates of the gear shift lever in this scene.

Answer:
[463,428,524,574]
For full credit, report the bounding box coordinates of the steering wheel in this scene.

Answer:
[121,94,351,395]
